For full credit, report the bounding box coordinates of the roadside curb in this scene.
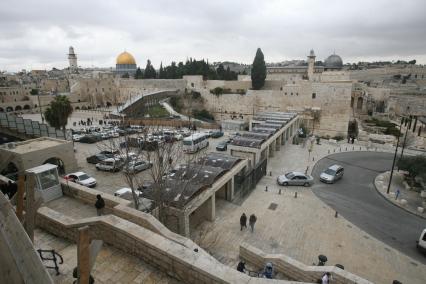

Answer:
[373,173,426,220]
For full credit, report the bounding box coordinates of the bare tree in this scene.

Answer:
[97,119,208,221]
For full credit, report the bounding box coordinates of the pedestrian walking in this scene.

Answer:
[320,272,332,284]
[95,194,105,216]
[240,213,247,231]
[249,214,257,232]
[395,188,400,200]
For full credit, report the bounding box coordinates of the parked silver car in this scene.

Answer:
[123,160,153,174]
[277,171,314,187]
[320,164,344,184]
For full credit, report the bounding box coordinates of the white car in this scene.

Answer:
[72,134,84,141]
[123,160,153,174]
[109,131,119,138]
[96,158,123,172]
[114,187,142,198]
[65,172,97,188]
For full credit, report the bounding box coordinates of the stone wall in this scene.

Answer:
[199,81,352,137]
[36,206,300,284]
[61,180,201,252]
[240,243,372,284]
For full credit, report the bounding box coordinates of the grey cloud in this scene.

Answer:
[1,0,426,71]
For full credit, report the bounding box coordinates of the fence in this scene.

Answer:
[233,157,267,203]
[126,118,220,130]
[0,113,72,141]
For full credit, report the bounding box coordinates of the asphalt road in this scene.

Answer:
[311,151,426,264]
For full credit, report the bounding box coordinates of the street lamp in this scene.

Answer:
[386,107,409,194]
[399,107,411,161]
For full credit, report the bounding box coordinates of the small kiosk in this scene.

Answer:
[26,163,63,202]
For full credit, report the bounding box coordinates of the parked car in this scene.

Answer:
[79,135,101,144]
[123,160,153,174]
[95,158,123,172]
[64,172,97,188]
[320,164,344,183]
[277,172,314,186]
[72,134,84,142]
[211,131,224,138]
[216,141,228,151]
[416,228,426,254]
[114,187,142,198]
[99,149,120,156]
[86,153,111,164]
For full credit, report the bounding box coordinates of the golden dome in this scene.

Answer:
[116,51,136,65]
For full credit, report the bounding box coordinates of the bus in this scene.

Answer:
[182,133,209,153]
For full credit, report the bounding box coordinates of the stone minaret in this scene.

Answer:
[68,46,78,71]
[307,49,316,81]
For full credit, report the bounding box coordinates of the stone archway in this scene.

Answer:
[15,105,22,111]
[82,106,87,110]
[23,105,31,110]
[6,106,13,112]
[43,157,65,175]
[75,106,80,110]
[0,107,4,112]
[1,162,19,181]
[357,97,363,110]
[106,101,112,107]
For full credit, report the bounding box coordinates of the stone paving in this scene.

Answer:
[34,228,180,284]
[191,140,426,284]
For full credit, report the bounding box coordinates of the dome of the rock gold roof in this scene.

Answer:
[116,51,136,65]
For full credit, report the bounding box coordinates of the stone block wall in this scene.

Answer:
[240,243,372,284]
[36,206,297,284]
[199,81,352,137]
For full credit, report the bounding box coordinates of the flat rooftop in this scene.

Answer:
[1,137,69,154]
[230,112,297,149]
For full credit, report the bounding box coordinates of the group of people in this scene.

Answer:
[240,213,257,232]
[0,180,18,199]
[237,260,274,279]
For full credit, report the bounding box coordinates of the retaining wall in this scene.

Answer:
[240,243,372,284]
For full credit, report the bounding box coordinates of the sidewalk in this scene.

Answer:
[191,140,426,284]
[375,171,426,218]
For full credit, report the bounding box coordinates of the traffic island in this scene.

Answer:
[374,171,426,219]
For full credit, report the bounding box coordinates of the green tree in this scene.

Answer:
[30,89,39,95]
[144,59,157,79]
[251,48,266,90]
[159,62,165,79]
[397,155,426,182]
[134,67,143,79]
[121,73,130,78]
[44,95,73,138]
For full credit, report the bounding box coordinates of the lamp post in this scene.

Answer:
[386,108,409,194]
[399,109,411,161]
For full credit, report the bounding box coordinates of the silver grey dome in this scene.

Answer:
[324,54,343,69]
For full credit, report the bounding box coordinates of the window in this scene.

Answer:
[312,93,316,99]
[285,92,287,95]
[191,83,194,87]
[39,169,58,190]
[291,93,293,96]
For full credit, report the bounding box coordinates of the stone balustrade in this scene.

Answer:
[60,179,202,254]
[36,206,304,284]
[240,243,373,284]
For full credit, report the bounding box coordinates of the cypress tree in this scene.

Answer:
[251,48,266,90]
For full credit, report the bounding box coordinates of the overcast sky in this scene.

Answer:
[1,0,425,71]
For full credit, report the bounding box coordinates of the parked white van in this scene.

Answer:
[95,158,123,172]
[417,228,426,254]
[183,133,209,153]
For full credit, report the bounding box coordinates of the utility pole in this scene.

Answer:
[37,92,44,123]
[386,114,405,194]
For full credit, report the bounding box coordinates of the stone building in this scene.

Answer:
[67,46,78,72]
